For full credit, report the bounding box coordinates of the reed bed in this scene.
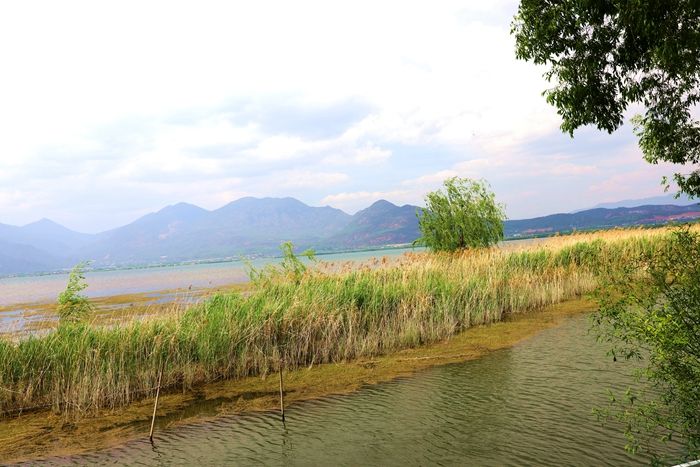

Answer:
[0,227,686,417]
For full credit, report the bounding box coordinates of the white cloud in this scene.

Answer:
[401,170,459,187]
[274,170,350,189]
[400,158,506,192]
[454,158,505,173]
[321,190,415,213]
[353,144,392,164]
[241,135,316,162]
[548,163,598,176]
[0,1,557,161]
[0,0,683,230]
[322,143,392,166]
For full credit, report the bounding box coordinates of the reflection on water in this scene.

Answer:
[34,315,685,466]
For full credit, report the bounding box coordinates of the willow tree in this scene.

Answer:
[57,262,93,325]
[416,177,506,252]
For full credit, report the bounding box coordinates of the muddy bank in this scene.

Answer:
[0,283,249,338]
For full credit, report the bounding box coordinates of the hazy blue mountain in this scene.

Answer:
[325,200,420,249]
[2,196,699,276]
[81,202,210,264]
[0,239,64,276]
[209,197,351,239]
[505,204,700,237]
[579,193,697,211]
[79,197,353,265]
[0,218,91,260]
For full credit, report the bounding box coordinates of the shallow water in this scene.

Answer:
[0,247,422,307]
[33,315,685,466]
[0,238,543,309]
[0,247,429,334]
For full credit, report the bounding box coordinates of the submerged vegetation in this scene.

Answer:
[245,240,317,286]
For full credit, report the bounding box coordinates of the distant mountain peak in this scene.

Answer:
[216,196,350,216]
[218,196,300,209]
[21,218,87,235]
[158,202,207,214]
[354,199,401,216]
[171,201,201,208]
[369,199,398,209]
[24,217,62,228]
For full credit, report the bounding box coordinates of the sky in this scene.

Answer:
[0,0,687,233]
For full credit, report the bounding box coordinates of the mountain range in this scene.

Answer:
[1,196,699,276]
[577,193,697,211]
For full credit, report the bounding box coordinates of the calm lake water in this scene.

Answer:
[32,314,686,466]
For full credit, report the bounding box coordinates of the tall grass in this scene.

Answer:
[0,228,680,417]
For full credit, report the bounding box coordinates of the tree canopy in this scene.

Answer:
[512,1,700,196]
[416,177,506,252]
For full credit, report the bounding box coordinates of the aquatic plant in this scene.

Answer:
[245,241,316,286]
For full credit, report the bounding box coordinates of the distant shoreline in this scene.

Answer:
[0,243,423,280]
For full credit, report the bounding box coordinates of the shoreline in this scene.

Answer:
[0,298,593,463]
[0,284,250,338]
[0,244,424,282]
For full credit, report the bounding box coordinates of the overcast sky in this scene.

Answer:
[0,0,683,233]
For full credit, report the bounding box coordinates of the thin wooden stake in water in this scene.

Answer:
[279,358,286,425]
[149,361,164,441]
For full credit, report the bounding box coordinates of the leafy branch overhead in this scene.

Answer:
[512,1,700,196]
